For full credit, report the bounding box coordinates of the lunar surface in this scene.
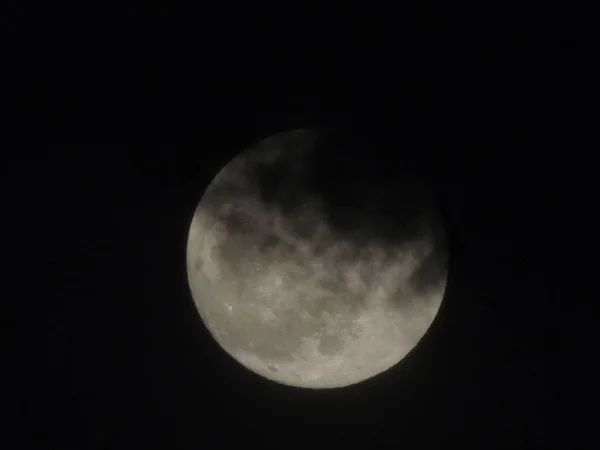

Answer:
[186,129,448,388]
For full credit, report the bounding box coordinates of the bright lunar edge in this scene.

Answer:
[186,129,448,389]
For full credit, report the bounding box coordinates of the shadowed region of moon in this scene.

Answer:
[186,128,448,388]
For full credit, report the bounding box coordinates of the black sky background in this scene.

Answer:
[5,5,576,450]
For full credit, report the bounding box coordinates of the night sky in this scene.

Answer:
[7,6,571,450]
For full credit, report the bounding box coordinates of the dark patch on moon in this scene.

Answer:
[195,128,447,269]
[408,244,448,296]
[256,166,286,203]
[218,209,256,235]
[313,240,330,258]
[258,233,281,252]
[239,130,442,254]
[317,272,347,293]
[202,177,240,203]
[318,334,343,355]
[267,365,278,372]
[286,208,322,240]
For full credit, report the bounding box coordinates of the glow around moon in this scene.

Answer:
[186,129,448,388]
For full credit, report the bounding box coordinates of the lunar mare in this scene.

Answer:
[187,129,447,388]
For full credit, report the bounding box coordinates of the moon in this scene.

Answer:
[186,129,448,388]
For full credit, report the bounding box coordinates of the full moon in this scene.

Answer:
[186,129,448,388]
